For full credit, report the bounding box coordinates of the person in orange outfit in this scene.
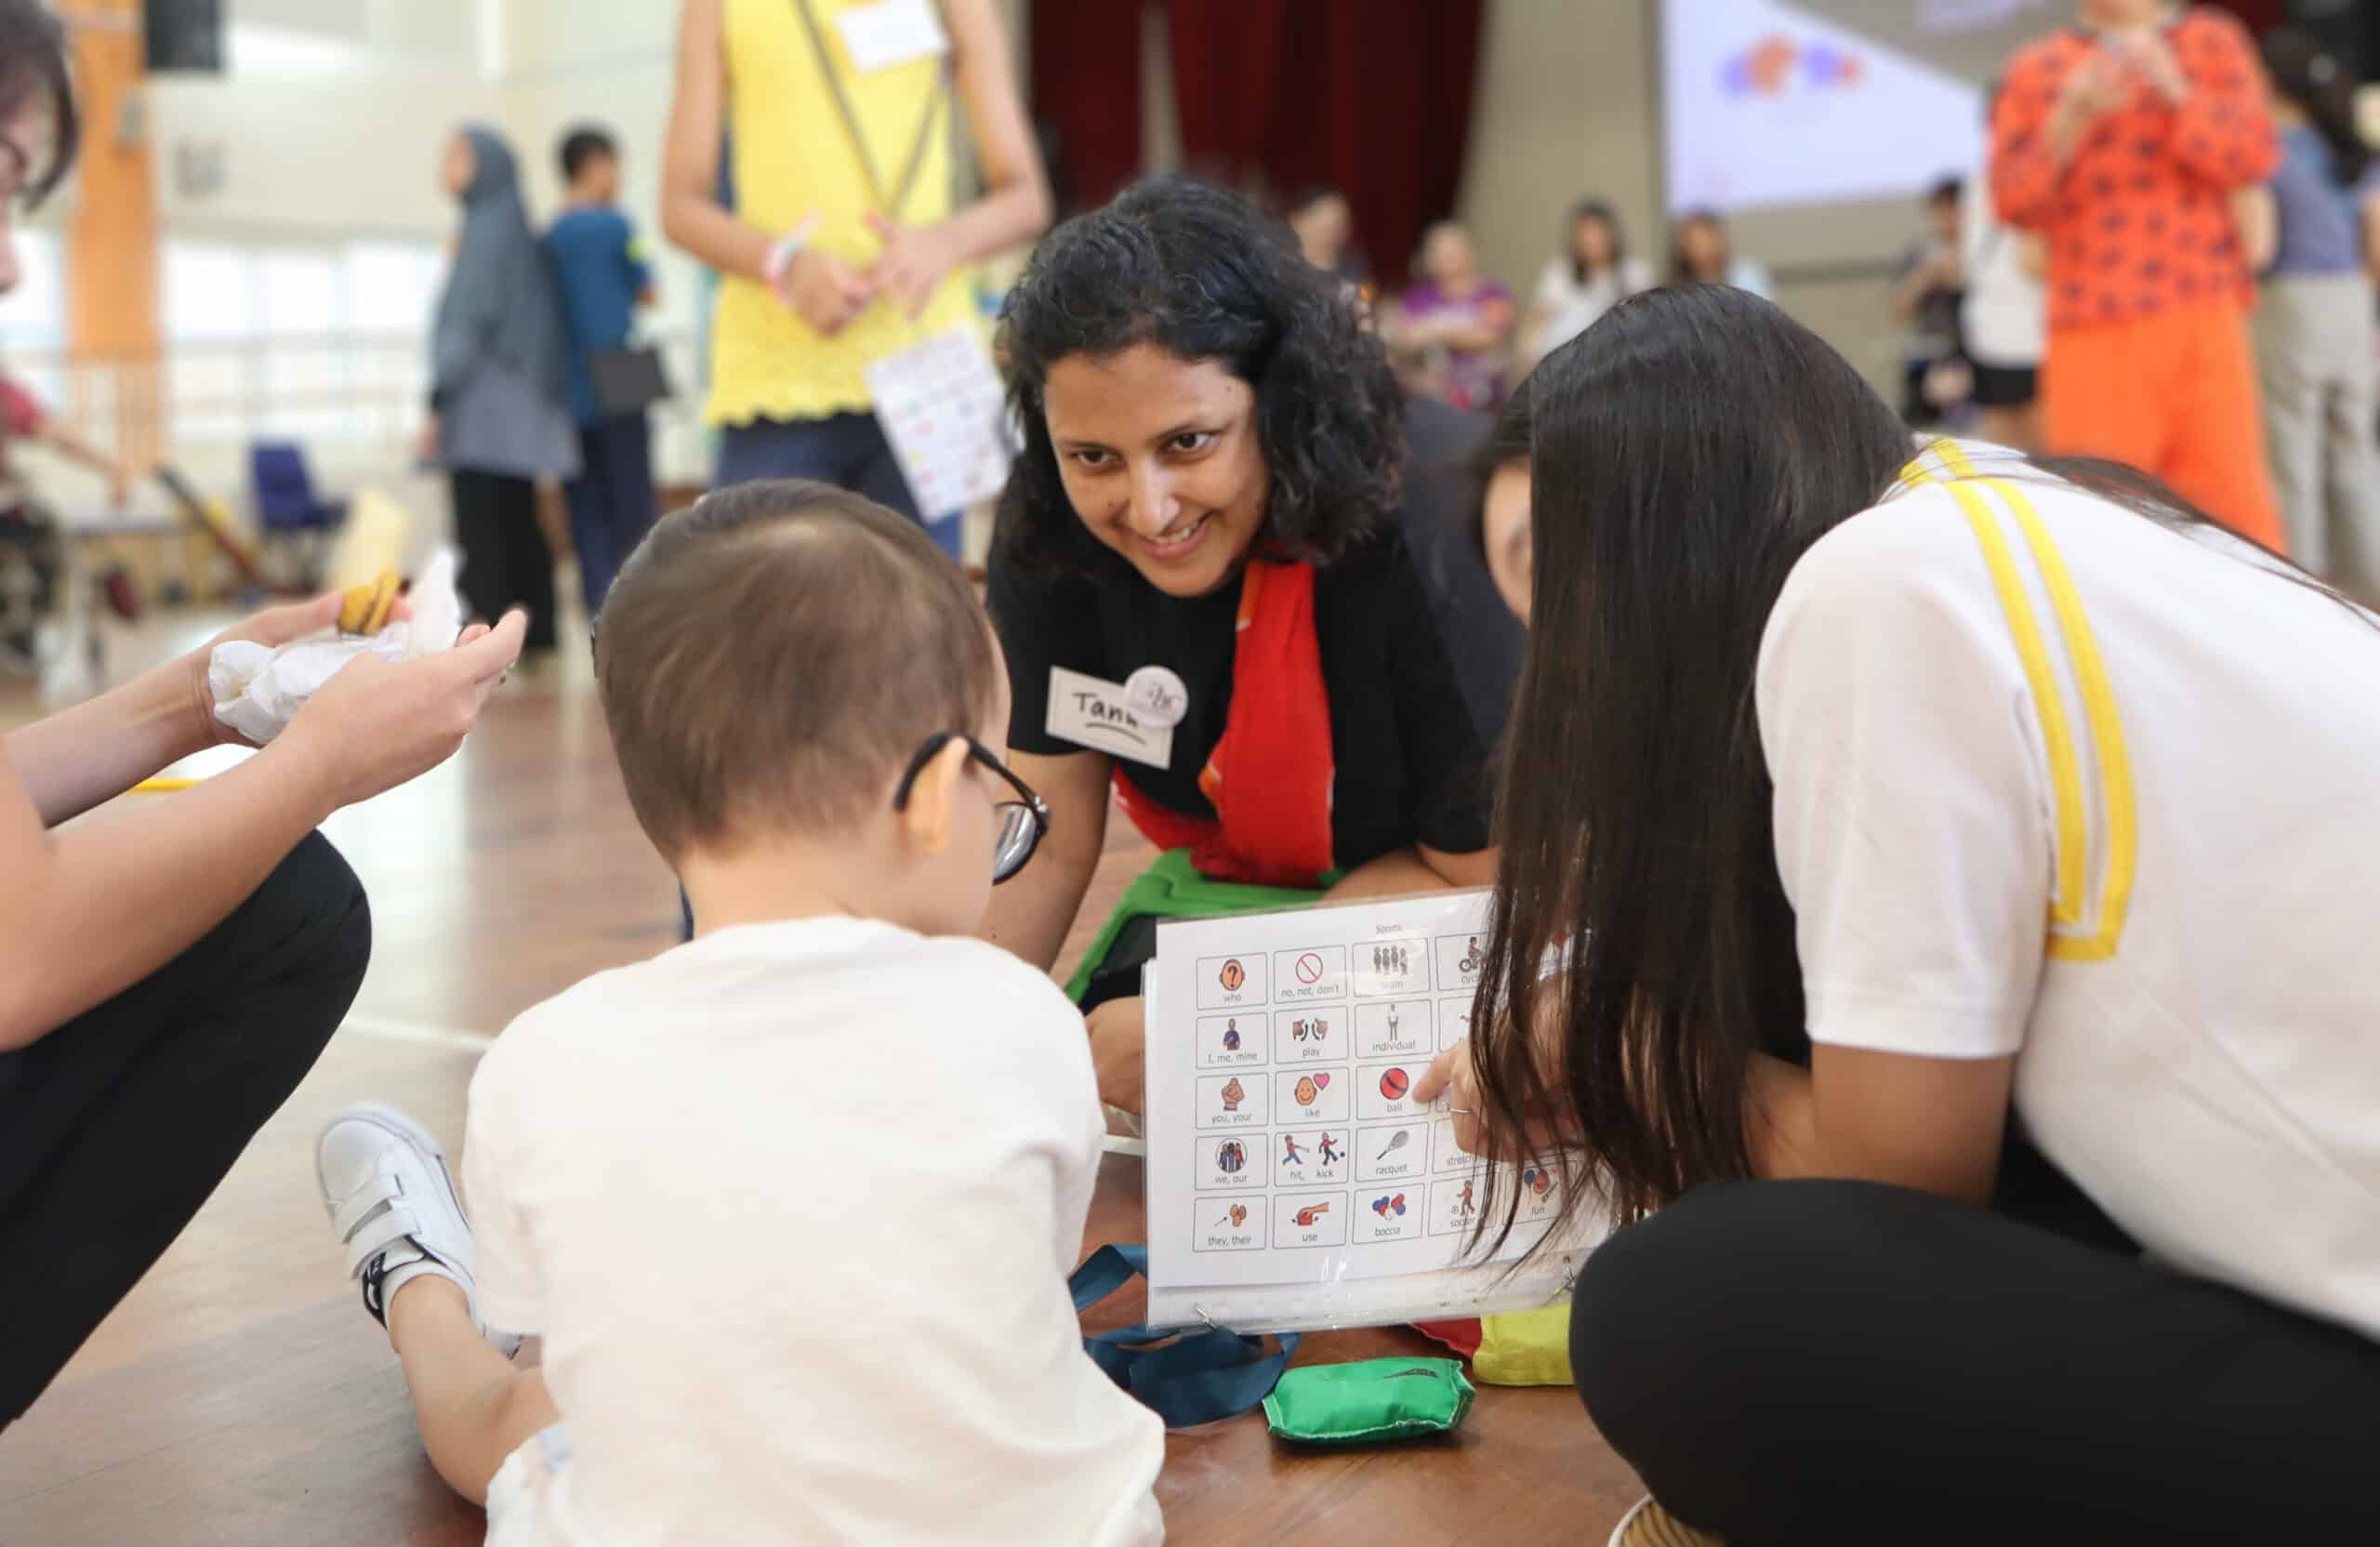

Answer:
[1992,2,2283,548]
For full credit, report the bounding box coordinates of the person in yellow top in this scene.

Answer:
[662,0,1050,557]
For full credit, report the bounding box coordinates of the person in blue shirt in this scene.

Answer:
[544,126,658,618]
[2241,28,2380,599]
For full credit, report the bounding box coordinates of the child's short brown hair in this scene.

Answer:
[595,481,998,861]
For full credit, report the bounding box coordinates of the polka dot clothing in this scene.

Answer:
[1982,7,2285,549]
[1990,9,2279,332]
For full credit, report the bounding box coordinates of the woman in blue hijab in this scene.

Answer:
[429,125,579,655]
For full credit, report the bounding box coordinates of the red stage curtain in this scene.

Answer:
[1164,0,1487,288]
[1028,0,1146,216]
[1163,0,1292,186]
[2204,0,2285,36]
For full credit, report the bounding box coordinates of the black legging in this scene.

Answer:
[0,834,370,1428]
[1573,1167,2380,1542]
[451,468,558,651]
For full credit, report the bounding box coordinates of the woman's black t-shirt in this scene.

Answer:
[987,398,1523,869]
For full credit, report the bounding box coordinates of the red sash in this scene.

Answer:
[1112,560,1336,888]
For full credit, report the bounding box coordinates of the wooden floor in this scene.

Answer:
[0,618,1642,1545]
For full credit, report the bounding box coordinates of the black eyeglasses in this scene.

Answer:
[892,734,1050,884]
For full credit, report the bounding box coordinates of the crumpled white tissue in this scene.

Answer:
[209,549,465,746]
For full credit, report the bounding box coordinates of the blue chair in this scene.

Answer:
[248,442,346,589]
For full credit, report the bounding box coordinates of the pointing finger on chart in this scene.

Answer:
[1412,1043,1497,1159]
[1409,1040,1468,1106]
[1414,1041,1573,1165]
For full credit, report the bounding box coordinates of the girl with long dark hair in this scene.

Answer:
[1523,201,1649,367]
[1416,284,2380,1542]
[2241,26,2380,598]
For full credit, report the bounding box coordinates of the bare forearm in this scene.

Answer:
[43,427,119,481]
[2234,188,2277,273]
[1435,323,1509,354]
[981,822,1100,973]
[1746,1048,2006,1203]
[659,0,765,284]
[660,194,776,284]
[6,665,206,826]
[1744,1052,1822,1181]
[937,176,1051,269]
[938,0,1050,268]
[1382,320,1432,358]
[1890,267,1940,323]
[1517,309,1553,364]
[2045,103,2092,170]
[1325,847,1460,903]
[980,747,1113,974]
[2017,235,2049,281]
[0,746,337,1051]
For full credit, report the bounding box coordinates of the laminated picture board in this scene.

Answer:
[1141,891,1602,1334]
[865,328,1016,518]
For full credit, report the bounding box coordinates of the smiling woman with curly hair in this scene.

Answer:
[982,176,1522,1115]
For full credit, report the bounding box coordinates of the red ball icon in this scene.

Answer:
[1380,1067,1410,1101]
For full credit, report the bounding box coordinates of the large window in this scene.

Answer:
[0,228,68,411]
[163,236,444,444]
[345,242,445,334]
[0,229,65,351]
[163,241,263,341]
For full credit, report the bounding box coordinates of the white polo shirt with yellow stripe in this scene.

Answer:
[1756,437,2380,1340]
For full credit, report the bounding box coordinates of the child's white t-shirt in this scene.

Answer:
[462,919,1165,1545]
[1758,440,2380,1340]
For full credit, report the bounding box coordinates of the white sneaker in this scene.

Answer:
[316,1102,519,1355]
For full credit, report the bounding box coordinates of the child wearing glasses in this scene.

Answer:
[311,481,1162,1544]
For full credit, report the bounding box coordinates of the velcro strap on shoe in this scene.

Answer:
[340,1199,423,1277]
[335,1184,391,1241]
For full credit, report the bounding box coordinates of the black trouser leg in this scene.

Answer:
[1571,1176,2380,1543]
[496,473,556,652]
[452,469,555,650]
[0,834,370,1430]
[450,469,509,632]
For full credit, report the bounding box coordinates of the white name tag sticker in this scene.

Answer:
[1048,667,1174,770]
[836,0,950,73]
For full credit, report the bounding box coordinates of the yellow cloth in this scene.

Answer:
[1470,1306,1574,1387]
[712,0,976,427]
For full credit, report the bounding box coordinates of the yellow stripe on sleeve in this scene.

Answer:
[1891,444,2135,960]
[1933,477,2092,930]
[1981,476,2136,960]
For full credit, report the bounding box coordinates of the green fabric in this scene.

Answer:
[1063,847,1335,1003]
[1261,1357,1476,1445]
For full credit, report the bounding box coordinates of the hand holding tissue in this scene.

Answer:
[209,550,467,747]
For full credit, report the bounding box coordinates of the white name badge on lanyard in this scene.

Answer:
[1048,667,1175,770]
[836,0,951,73]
